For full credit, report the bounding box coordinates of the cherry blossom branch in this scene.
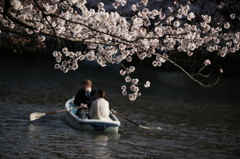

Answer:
[3,0,83,42]
[1,0,239,101]
[32,0,61,45]
[166,57,220,87]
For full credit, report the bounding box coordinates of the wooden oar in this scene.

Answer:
[30,106,82,121]
[111,109,162,130]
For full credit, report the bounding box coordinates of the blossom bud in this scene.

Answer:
[219,68,223,73]
[144,81,150,88]
[204,59,211,66]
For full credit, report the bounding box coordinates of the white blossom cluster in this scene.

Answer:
[1,0,240,100]
[52,47,84,73]
[119,65,150,101]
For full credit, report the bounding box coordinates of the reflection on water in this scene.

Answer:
[0,57,240,158]
[92,135,111,158]
[89,133,121,159]
[27,122,120,159]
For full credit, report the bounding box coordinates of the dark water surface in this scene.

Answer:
[0,57,240,159]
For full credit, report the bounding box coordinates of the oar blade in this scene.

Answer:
[30,112,46,121]
[139,125,151,130]
[139,125,162,130]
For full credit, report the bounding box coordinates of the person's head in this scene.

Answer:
[97,89,107,98]
[82,79,92,91]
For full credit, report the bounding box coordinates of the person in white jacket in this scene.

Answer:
[89,89,111,120]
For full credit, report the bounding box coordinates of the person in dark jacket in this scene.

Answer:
[74,79,97,119]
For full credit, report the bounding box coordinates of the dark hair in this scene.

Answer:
[97,89,107,98]
[82,79,92,86]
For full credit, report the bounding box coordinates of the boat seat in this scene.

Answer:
[69,103,90,119]
[69,103,78,115]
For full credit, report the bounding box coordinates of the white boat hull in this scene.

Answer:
[65,98,120,132]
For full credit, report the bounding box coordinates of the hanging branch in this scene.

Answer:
[1,0,239,101]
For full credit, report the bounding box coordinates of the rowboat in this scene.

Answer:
[65,98,121,132]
